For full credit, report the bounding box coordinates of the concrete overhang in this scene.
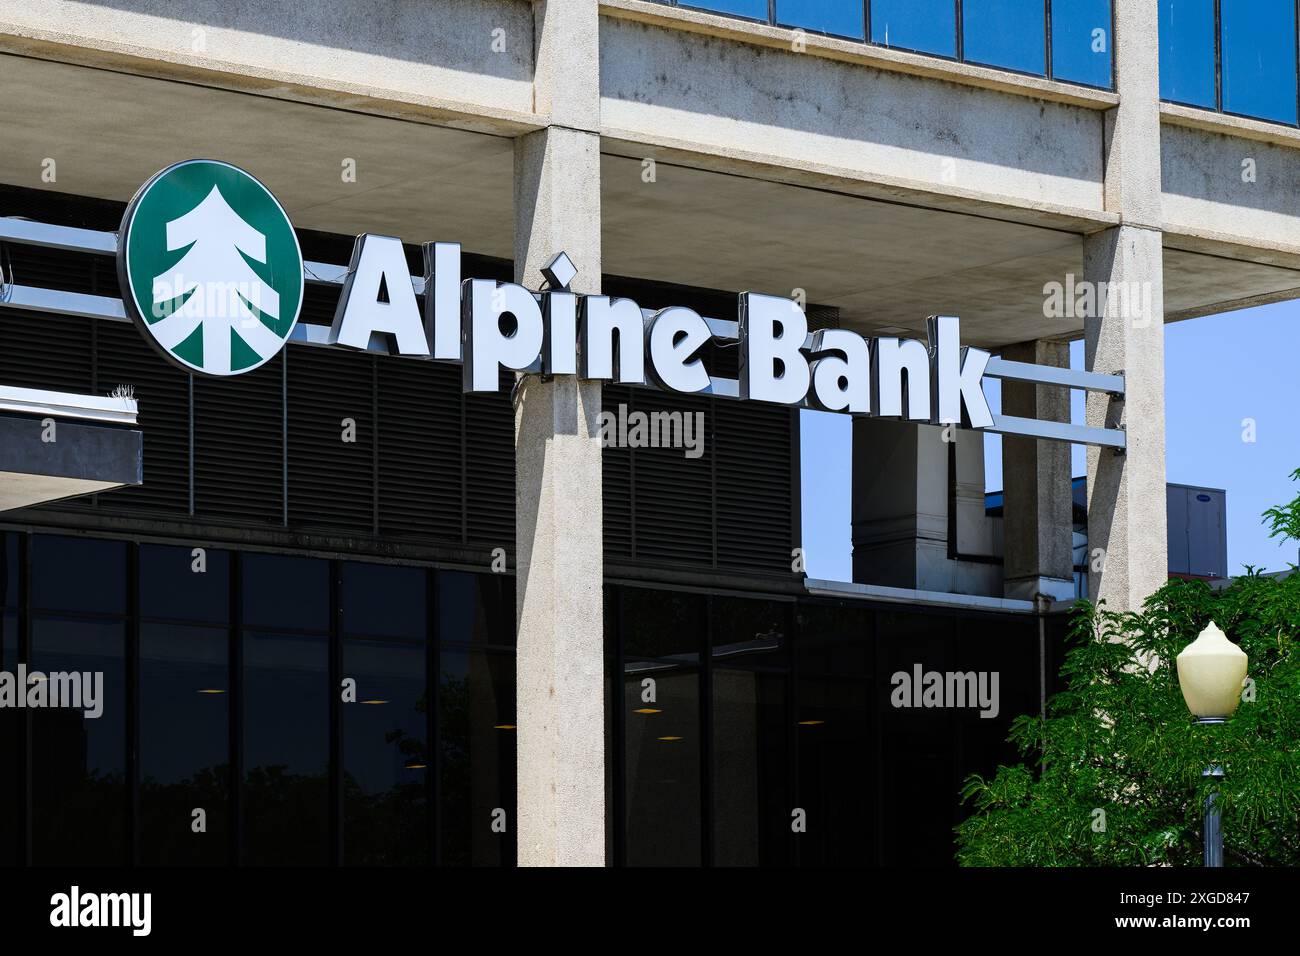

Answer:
[0,386,143,512]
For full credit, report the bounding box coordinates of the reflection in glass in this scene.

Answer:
[711,595,789,665]
[0,532,16,608]
[342,562,425,639]
[139,544,229,624]
[1,612,17,865]
[1051,0,1112,87]
[777,0,865,39]
[623,586,705,662]
[440,648,515,866]
[139,623,229,865]
[963,0,1045,75]
[344,635,427,865]
[438,570,515,647]
[1221,0,1297,123]
[32,536,125,615]
[712,667,790,865]
[242,629,329,865]
[683,0,768,20]
[624,664,701,865]
[242,553,329,631]
[871,0,957,57]
[30,617,127,864]
[797,678,872,865]
[1158,0,1216,108]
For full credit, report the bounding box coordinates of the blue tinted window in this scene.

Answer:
[1221,0,1298,123]
[777,0,866,39]
[963,0,1046,75]
[683,0,768,20]
[871,0,958,57]
[1159,0,1216,108]
[1052,0,1112,87]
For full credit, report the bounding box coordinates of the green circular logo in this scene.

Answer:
[118,160,303,376]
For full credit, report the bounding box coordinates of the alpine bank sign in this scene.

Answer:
[117,160,994,429]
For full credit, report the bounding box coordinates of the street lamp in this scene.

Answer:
[1175,621,1248,868]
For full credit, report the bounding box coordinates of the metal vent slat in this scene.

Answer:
[193,356,284,525]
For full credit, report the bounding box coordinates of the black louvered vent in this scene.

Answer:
[602,384,796,577]
[94,321,189,515]
[192,356,284,525]
[286,345,376,533]
[714,399,794,571]
[464,370,516,551]
[0,309,94,393]
[377,358,464,543]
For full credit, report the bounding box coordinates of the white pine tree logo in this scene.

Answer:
[147,185,285,375]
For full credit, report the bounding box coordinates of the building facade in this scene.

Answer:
[1,0,1298,866]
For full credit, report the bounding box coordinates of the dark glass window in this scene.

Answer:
[622,587,705,662]
[139,544,230,624]
[242,552,329,632]
[139,623,230,865]
[30,617,127,864]
[797,602,871,677]
[1,611,18,866]
[0,532,17,608]
[710,594,790,665]
[1158,0,1218,109]
[796,677,872,865]
[683,0,768,20]
[242,629,329,865]
[437,571,515,647]
[1221,0,1298,123]
[871,0,958,58]
[963,0,1046,75]
[31,536,126,615]
[623,662,701,865]
[343,635,427,865]
[342,561,429,865]
[776,0,866,39]
[712,667,790,865]
[439,647,515,866]
[1051,0,1112,87]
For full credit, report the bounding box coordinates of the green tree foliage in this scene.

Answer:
[956,478,1300,866]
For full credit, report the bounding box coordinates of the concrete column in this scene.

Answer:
[1082,0,1167,610]
[1000,339,1075,602]
[513,0,605,867]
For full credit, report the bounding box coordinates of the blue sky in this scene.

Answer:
[800,300,1300,581]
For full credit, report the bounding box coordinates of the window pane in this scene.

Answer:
[242,552,329,631]
[242,629,329,865]
[342,562,425,639]
[797,677,873,865]
[682,0,768,20]
[30,617,127,864]
[712,667,790,865]
[0,532,17,608]
[796,602,872,677]
[139,544,230,624]
[32,535,126,615]
[139,623,229,865]
[437,570,515,647]
[1051,0,1112,87]
[1159,0,1216,108]
[710,595,789,667]
[622,586,705,662]
[1,612,17,865]
[1221,0,1298,123]
[344,635,427,865]
[777,0,866,39]
[624,664,701,865]
[871,0,958,58]
[439,647,515,866]
[963,0,1046,75]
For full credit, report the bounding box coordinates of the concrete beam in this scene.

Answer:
[0,414,142,512]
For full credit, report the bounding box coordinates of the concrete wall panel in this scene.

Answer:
[599,17,1105,213]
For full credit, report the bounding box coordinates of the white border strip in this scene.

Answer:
[0,384,138,425]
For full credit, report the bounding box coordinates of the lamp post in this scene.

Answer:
[1175,622,1247,868]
